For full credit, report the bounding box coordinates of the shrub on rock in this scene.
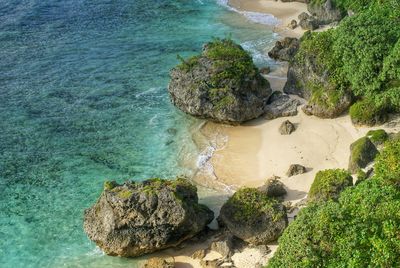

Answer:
[348,137,378,173]
[83,177,214,257]
[218,188,287,245]
[374,139,400,185]
[168,38,272,124]
[366,129,388,146]
[349,99,388,126]
[308,169,353,202]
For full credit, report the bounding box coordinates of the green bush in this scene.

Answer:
[366,129,389,145]
[308,169,353,202]
[349,99,388,126]
[268,179,400,267]
[374,139,400,185]
[225,187,284,223]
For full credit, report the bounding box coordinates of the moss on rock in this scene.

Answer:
[309,169,353,202]
[374,139,400,185]
[348,136,379,173]
[366,129,388,145]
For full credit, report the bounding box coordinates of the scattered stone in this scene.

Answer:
[143,257,174,268]
[260,66,271,74]
[218,188,288,245]
[348,137,379,173]
[298,12,311,21]
[210,235,234,258]
[279,120,296,135]
[264,94,300,120]
[258,176,287,198]
[83,178,214,257]
[288,19,297,29]
[286,164,307,177]
[268,37,300,62]
[168,39,272,124]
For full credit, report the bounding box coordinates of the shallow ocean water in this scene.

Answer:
[0,0,279,267]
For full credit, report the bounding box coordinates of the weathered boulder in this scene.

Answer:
[258,176,287,198]
[289,19,298,29]
[83,178,214,257]
[302,92,352,118]
[308,0,344,25]
[218,188,288,245]
[268,37,300,62]
[168,39,272,124]
[279,120,296,135]
[348,137,379,173]
[143,257,174,268]
[210,234,235,258]
[286,164,307,177]
[264,93,300,120]
[299,17,319,30]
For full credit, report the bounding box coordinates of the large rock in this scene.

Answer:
[218,188,288,245]
[268,37,300,62]
[308,0,344,25]
[264,93,300,120]
[348,137,379,173]
[283,33,352,118]
[258,176,287,198]
[286,164,307,177]
[168,39,272,124]
[279,120,296,135]
[83,178,214,257]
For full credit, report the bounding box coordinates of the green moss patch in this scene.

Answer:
[366,129,388,145]
[309,169,353,202]
[374,139,400,185]
[348,136,379,173]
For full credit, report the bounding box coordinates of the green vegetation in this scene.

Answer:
[268,179,400,268]
[348,136,378,173]
[355,169,367,185]
[308,169,353,202]
[295,2,400,124]
[117,189,133,199]
[366,129,389,145]
[177,38,265,109]
[226,188,285,223]
[103,180,117,191]
[269,138,400,267]
[374,139,400,185]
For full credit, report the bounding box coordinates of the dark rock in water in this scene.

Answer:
[168,39,272,124]
[264,94,300,120]
[348,137,379,173]
[218,188,288,245]
[258,176,287,198]
[83,178,214,257]
[268,37,300,62]
[286,164,307,177]
[308,0,344,25]
[279,120,296,135]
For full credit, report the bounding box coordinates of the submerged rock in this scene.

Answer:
[218,188,288,245]
[268,37,300,62]
[279,120,296,135]
[83,178,214,257]
[168,39,272,124]
[348,137,379,173]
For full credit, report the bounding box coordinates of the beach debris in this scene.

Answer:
[348,137,378,173]
[218,188,288,245]
[279,120,296,135]
[265,93,300,120]
[268,37,300,62]
[83,178,214,257]
[286,164,307,177]
[258,176,287,198]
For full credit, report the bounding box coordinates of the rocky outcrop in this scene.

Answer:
[268,37,300,62]
[168,39,272,124]
[264,93,300,120]
[286,164,307,177]
[83,178,214,257]
[298,12,319,30]
[348,137,379,173]
[143,258,174,268]
[308,0,344,25]
[279,120,296,135]
[283,34,352,118]
[218,188,288,245]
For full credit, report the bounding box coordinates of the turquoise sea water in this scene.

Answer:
[0,0,279,267]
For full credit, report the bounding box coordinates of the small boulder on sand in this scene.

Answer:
[286,164,307,177]
[258,176,287,198]
[279,120,296,135]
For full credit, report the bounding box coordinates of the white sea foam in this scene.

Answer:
[134,87,162,98]
[197,146,216,175]
[216,0,281,26]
